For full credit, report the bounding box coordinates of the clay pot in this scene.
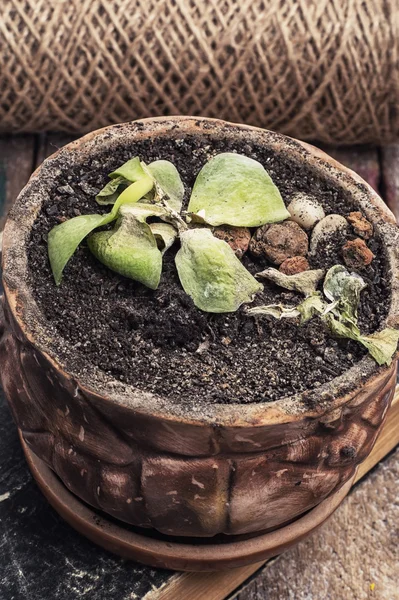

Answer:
[1,118,399,542]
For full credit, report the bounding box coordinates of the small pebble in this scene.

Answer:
[310,214,349,253]
[213,225,251,258]
[347,211,373,240]
[279,256,310,275]
[342,238,374,269]
[287,193,325,229]
[249,221,308,265]
[79,181,100,196]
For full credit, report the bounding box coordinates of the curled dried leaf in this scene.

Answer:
[256,267,325,296]
[323,265,366,324]
[296,293,327,323]
[246,304,300,319]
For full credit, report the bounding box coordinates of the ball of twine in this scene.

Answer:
[0,0,397,143]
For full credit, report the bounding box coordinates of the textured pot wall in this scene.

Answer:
[0,294,396,537]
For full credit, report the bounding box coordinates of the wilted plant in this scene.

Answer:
[48,153,399,366]
[48,153,289,311]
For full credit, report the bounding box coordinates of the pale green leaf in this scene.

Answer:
[175,228,263,313]
[48,176,154,284]
[358,328,399,366]
[247,304,300,319]
[96,176,129,205]
[149,222,177,254]
[147,160,184,212]
[48,214,109,286]
[188,153,290,227]
[256,267,325,297]
[88,210,162,289]
[296,293,327,323]
[109,157,146,182]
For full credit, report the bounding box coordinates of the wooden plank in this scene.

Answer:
[151,388,399,600]
[381,145,399,223]
[35,133,77,167]
[0,134,35,229]
[319,145,380,192]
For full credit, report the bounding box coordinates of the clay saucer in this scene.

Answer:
[21,433,355,572]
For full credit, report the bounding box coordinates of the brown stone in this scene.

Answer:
[249,221,308,265]
[279,256,310,275]
[342,238,374,269]
[213,225,251,258]
[347,211,374,239]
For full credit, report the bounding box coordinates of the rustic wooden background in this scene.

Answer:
[0,135,398,600]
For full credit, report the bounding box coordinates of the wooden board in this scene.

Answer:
[148,388,399,600]
[0,134,35,228]
[381,145,399,223]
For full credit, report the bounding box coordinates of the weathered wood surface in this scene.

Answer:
[233,449,399,600]
[381,146,399,223]
[0,135,398,599]
[0,135,35,229]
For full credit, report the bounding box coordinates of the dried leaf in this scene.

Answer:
[88,209,162,289]
[358,328,399,366]
[323,265,366,323]
[175,228,262,313]
[324,314,399,366]
[296,293,327,323]
[247,304,300,319]
[256,267,325,296]
[188,153,289,227]
[149,222,177,254]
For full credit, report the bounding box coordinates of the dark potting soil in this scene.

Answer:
[27,133,390,405]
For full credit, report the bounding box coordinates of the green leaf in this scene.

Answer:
[48,176,154,285]
[149,222,177,254]
[246,304,300,319]
[296,293,327,323]
[323,265,366,324]
[109,157,146,182]
[358,329,399,366]
[256,268,325,297]
[187,153,290,227]
[48,214,110,286]
[175,228,263,313]
[88,209,162,289]
[147,160,184,212]
[96,176,129,205]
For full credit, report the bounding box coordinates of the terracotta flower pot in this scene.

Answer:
[1,118,398,563]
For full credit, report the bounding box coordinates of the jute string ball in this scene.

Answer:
[0,0,397,143]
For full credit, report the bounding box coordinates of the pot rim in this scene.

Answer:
[2,116,399,427]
